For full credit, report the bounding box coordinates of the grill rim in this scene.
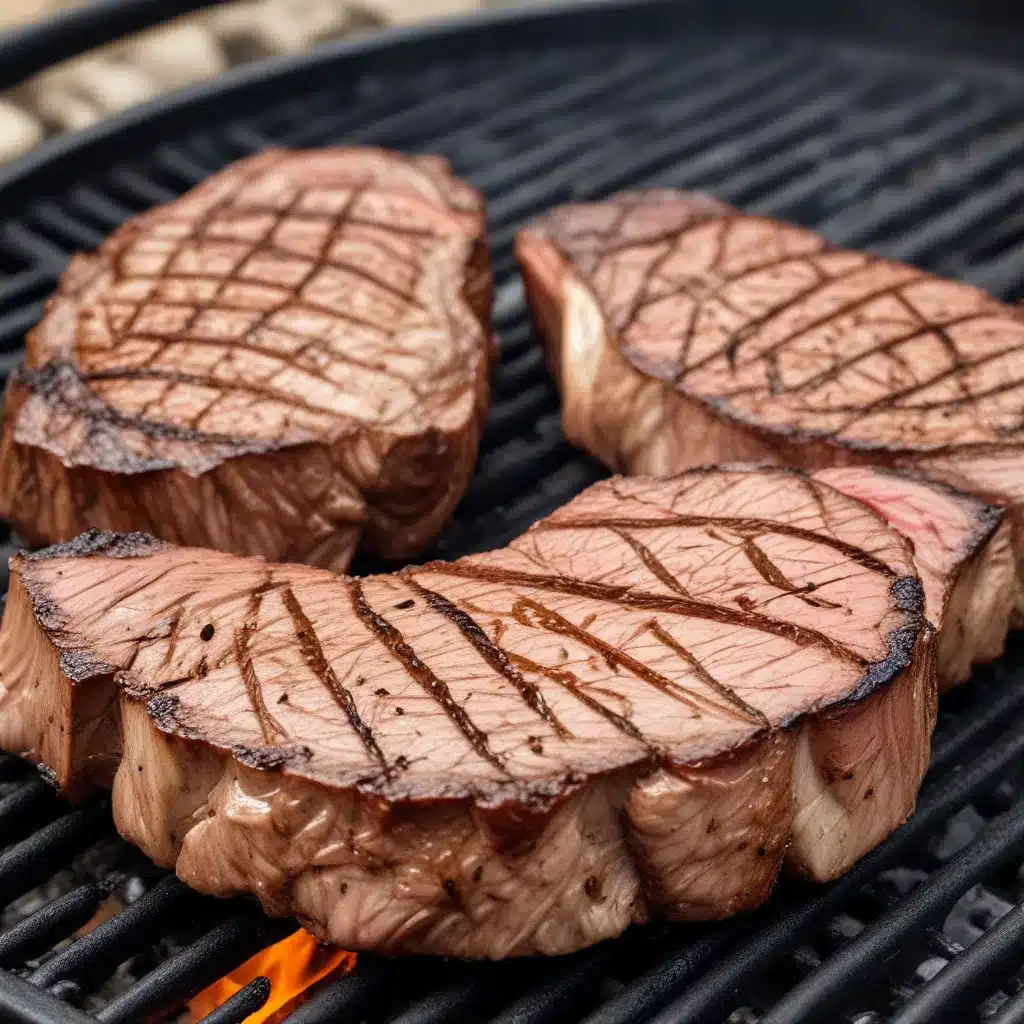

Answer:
[1,0,1024,215]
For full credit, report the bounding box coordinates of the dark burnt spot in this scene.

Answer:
[864,787,874,799]
[891,575,924,615]
[24,526,165,561]
[757,846,767,857]
[277,693,289,704]
[231,743,311,770]
[355,676,366,686]
[842,771,855,781]
[528,735,544,755]
[737,842,748,851]
[584,876,606,903]
[138,765,143,772]
[394,755,409,771]
[17,360,277,475]
[147,693,196,736]
[706,817,717,834]
[340,882,348,896]
[472,866,483,883]
[207,808,215,817]
[374,688,389,697]
[442,878,461,907]
[200,623,214,642]
[28,594,64,633]
[394,599,415,610]
[843,620,922,706]
[395,707,405,716]
[58,648,114,683]
[169,831,176,844]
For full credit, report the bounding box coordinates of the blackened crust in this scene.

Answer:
[12,360,279,476]
[21,527,165,561]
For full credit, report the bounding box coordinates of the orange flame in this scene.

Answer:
[188,929,354,1023]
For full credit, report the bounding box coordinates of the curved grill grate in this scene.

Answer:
[0,3,1023,1022]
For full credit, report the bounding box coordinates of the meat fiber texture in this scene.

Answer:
[517,190,1024,686]
[0,466,957,957]
[0,147,493,572]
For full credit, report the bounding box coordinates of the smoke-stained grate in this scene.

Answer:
[0,2,1022,1021]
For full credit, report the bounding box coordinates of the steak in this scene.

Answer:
[0,466,939,956]
[0,147,493,571]
[813,467,1018,688]
[516,190,1024,677]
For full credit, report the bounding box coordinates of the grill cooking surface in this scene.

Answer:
[1,3,1024,1021]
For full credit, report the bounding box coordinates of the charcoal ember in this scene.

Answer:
[1,836,128,932]
[943,884,1014,948]
[727,1009,760,1023]
[928,806,987,862]
[876,867,930,897]
[914,956,949,983]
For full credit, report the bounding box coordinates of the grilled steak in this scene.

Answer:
[813,467,1018,688]
[517,190,1024,672]
[0,147,493,571]
[0,467,937,956]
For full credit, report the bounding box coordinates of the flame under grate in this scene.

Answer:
[0,3,1023,1022]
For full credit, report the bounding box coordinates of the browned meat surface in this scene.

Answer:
[517,191,1024,652]
[0,147,493,571]
[0,467,936,956]
[813,467,1019,688]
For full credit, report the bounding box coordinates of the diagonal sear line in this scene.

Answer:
[514,595,752,724]
[406,577,572,739]
[348,580,508,775]
[234,575,289,746]
[281,584,390,775]
[610,527,690,596]
[506,651,654,751]
[431,562,866,665]
[646,620,769,728]
[536,514,896,578]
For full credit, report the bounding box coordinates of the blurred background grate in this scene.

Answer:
[0,2,1022,1021]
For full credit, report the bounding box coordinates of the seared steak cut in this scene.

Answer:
[517,191,1024,650]
[0,147,492,571]
[812,467,1019,688]
[0,467,935,956]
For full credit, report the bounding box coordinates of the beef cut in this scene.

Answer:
[3,464,979,957]
[0,147,493,571]
[517,190,1024,683]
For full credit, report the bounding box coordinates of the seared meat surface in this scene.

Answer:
[0,147,492,571]
[813,467,1018,688]
[0,467,940,956]
[517,190,1024,668]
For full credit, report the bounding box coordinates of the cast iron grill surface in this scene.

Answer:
[0,2,1024,1021]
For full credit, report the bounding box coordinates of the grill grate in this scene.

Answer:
[0,2,1023,1021]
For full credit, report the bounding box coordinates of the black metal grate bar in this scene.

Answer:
[0,2,1022,1022]
[889,900,1024,1024]
[0,881,117,970]
[94,910,293,1023]
[197,976,271,1024]
[26,875,199,990]
[759,801,1024,1023]
[0,805,111,909]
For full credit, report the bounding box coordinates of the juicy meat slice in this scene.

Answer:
[0,467,935,957]
[0,147,493,571]
[517,190,1024,645]
[813,467,1019,688]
